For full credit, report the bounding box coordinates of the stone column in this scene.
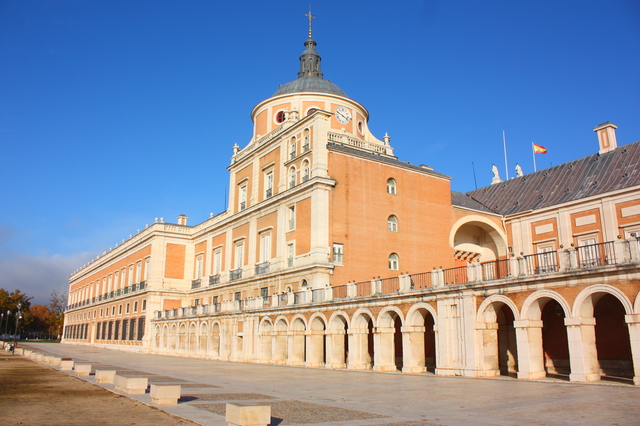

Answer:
[306,330,326,367]
[625,314,640,386]
[373,327,396,371]
[287,331,305,366]
[325,329,346,369]
[348,329,371,370]
[476,322,500,377]
[565,317,600,382]
[401,326,426,373]
[514,319,546,380]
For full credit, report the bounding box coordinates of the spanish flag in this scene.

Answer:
[533,143,547,154]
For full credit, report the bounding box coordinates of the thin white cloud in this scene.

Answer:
[0,252,94,305]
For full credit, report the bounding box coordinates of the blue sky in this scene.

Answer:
[1,1,639,304]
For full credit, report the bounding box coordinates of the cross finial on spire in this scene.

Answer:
[305,7,315,38]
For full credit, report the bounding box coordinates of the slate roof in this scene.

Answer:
[273,77,347,98]
[451,191,496,214]
[456,141,640,216]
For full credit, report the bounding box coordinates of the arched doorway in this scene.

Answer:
[450,217,508,271]
[274,318,288,364]
[594,294,633,380]
[188,323,197,354]
[307,315,327,367]
[199,323,208,356]
[350,311,375,370]
[210,322,221,359]
[326,313,349,369]
[404,305,437,373]
[542,299,570,377]
[478,298,518,377]
[289,317,306,365]
[258,319,273,363]
[375,308,404,371]
[170,324,177,350]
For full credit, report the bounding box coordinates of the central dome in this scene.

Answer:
[272,31,348,98]
[273,77,347,97]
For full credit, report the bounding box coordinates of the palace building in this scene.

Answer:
[63,23,640,386]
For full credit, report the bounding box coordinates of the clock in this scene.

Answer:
[335,106,351,125]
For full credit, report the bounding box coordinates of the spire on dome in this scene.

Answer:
[298,9,322,79]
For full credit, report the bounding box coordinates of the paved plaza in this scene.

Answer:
[10,343,640,425]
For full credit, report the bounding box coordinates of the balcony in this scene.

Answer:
[191,279,201,289]
[255,262,270,275]
[265,188,273,198]
[240,201,246,211]
[230,269,242,281]
[209,274,220,286]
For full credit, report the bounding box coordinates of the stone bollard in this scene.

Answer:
[23,350,32,357]
[225,403,271,426]
[74,364,92,376]
[50,357,62,366]
[113,375,148,395]
[150,384,181,405]
[35,353,44,361]
[95,370,116,384]
[60,360,74,371]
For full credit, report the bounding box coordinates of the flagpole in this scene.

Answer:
[503,131,509,180]
[532,142,537,172]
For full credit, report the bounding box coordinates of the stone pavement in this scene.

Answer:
[13,343,640,426]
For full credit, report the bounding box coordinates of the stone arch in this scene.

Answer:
[289,315,307,365]
[350,308,376,370]
[477,295,520,377]
[199,322,208,355]
[327,310,350,368]
[571,285,634,381]
[162,324,169,349]
[273,316,289,364]
[376,306,404,371]
[258,317,273,363]
[210,321,221,359]
[572,284,633,318]
[404,302,438,373]
[450,215,508,264]
[635,290,640,314]
[519,290,571,379]
[170,324,177,350]
[308,312,328,366]
[188,322,197,354]
[154,325,161,349]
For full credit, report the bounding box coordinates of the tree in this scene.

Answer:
[48,290,66,340]
[0,289,33,336]
[27,305,54,339]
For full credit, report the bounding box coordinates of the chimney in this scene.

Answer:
[593,122,618,155]
[177,214,188,226]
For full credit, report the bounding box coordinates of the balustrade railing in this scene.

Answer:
[209,274,220,286]
[380,277,400,294]
[255,262,270,275]
[332,285,348,299]
[576,241,616,268]
[482,259,510,281]
[230,269,242,281]
[410,272,432,289]
[524,251,559,274]
[443,266,468,286]
[356,281,370,296]
[191,279,201,289]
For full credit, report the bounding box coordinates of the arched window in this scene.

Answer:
[389,253,399,270]
[289,167,296,189]
[303,129,311,151]
[302,160,310,182]
[387,178,397,194]
[387,215,398,232]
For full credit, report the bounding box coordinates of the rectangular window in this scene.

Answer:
[118,305,122,315]
[134,301,138,312]
[288,206,295,230]
[287,243,294,267]
[111,306,115,316]
[136,262,142,283]
[234,292,241,301]
[213,249,222,274]
[196,256,203,278]
[265,171,273,198]
[195,299,200,306]
[128,266,134,287]
[235,242,244,269]
[239,185,247,211]
[142,300,146,311]
[260,287,269,298]
[261,233,271,263]
[144,258,150,280]
[126,303,130,314]
[333,243,344,265]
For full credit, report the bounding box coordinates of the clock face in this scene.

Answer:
[335,106,351,125]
